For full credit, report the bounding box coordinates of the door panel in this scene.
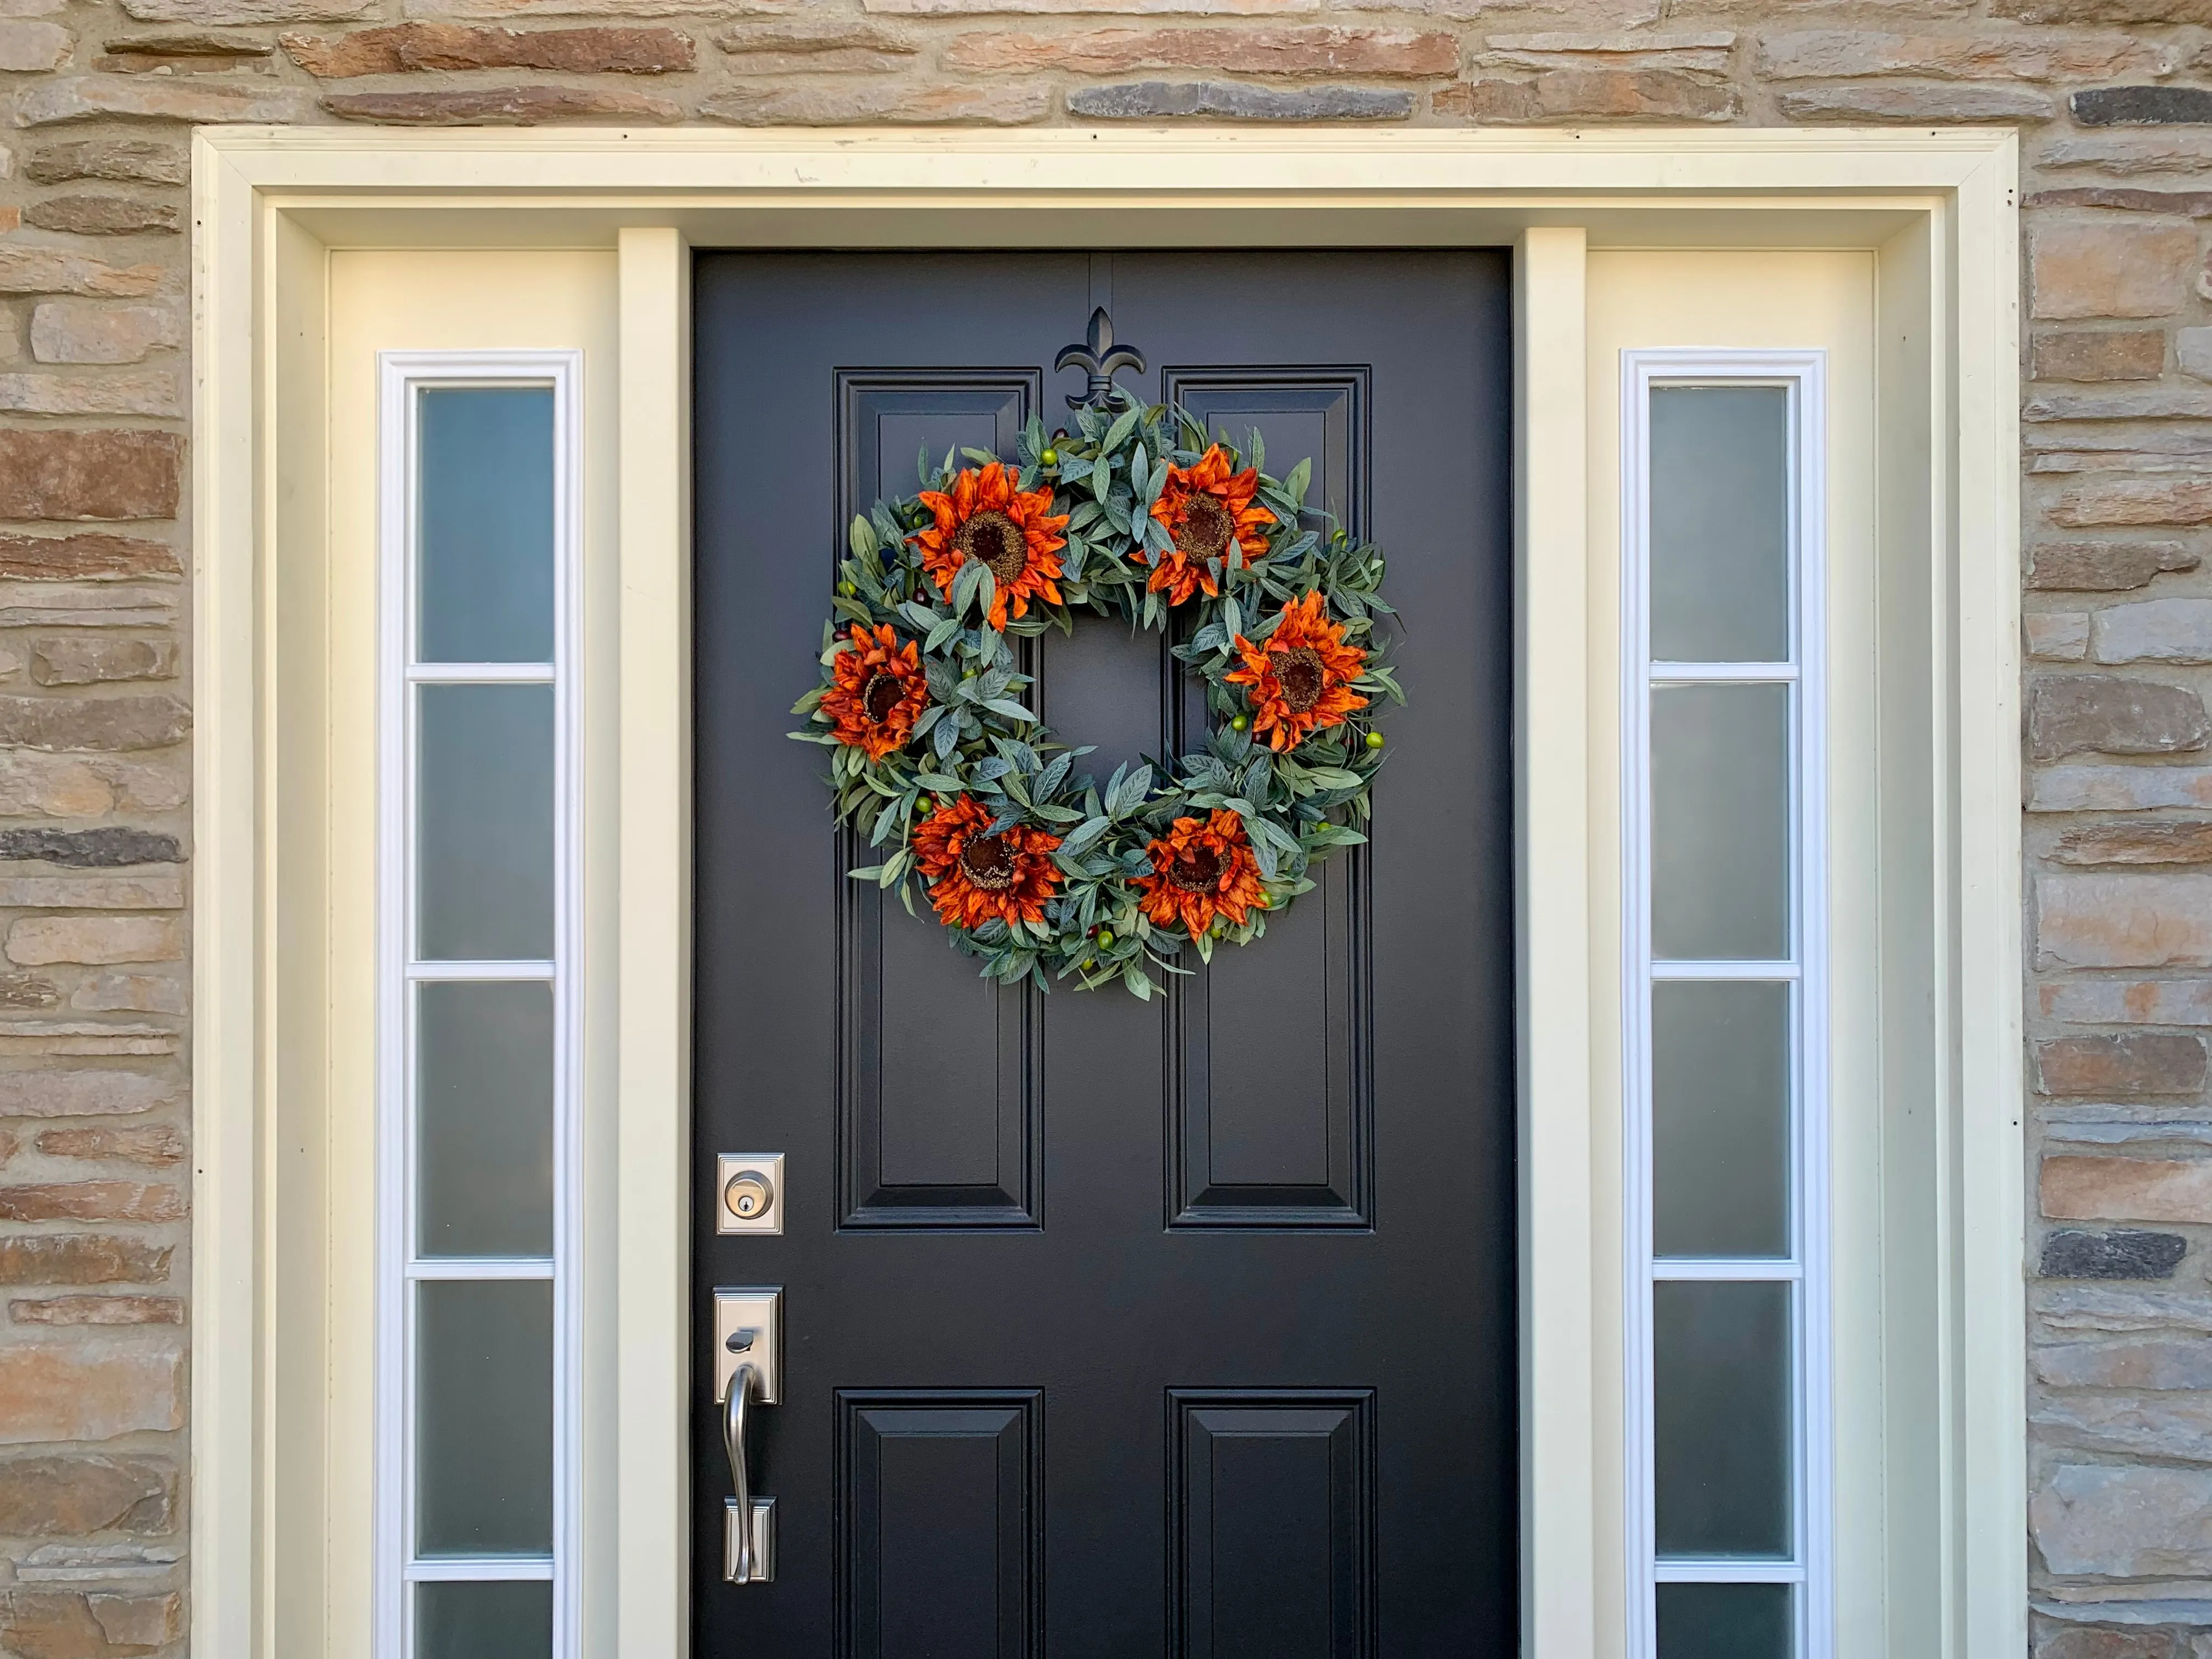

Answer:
[694,250,1514,1656]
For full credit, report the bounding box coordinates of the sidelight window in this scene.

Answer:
[1623,356,1830,1659]
[376,356,582,1659]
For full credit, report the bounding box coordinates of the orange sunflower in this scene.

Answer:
[1136,810,1268,936]
[912,462,1069,631]
[1142,445,1276,606]
[1223,591,1369,752]
[911,794,1064,930]
[819,623,931,761]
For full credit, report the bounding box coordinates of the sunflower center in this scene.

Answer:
[1276,646,1327,714]
[861,672,905,726]
[958,833,1017,891]
[1177,494,1234,561]
[1168,844,1225,894]
[956,510,1030,588]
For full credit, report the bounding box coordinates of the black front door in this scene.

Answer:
[693,250,1515,1657]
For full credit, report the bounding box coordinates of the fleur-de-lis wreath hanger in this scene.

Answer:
[1056,306,1147,410]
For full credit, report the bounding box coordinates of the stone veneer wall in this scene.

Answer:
[0,0,2209,1650]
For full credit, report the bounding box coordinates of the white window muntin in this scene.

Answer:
[376,350,584,1659]
[1621,349,1831,1659]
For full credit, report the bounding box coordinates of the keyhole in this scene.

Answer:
[725,1170,774,1222]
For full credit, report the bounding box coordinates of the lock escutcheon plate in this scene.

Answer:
[716,1152,785,1235]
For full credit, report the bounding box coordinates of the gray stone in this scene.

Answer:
[22,140,186,185]
[2036,1338,2212,1390]
[2038,1284,2212,1336]
[2035,1390,2212,1461]
[0,829,179,868]
[1777,81,2055,122]
[2041,1229,2188,1279]
[2181,329,2212,382]
[2096,599,2212,664]
[2030,393,2212,422]
[2078,86,2212,125]
[29,303,179,366]
[31,638,176,687]
[2032,766,2212,812]
[2031,1464,2212,1576]
[1066,80,1413,119]
[2034,1627,2178,1659]
[2030,676,2210,760]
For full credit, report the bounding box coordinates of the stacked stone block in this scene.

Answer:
[8,0,2212,1649]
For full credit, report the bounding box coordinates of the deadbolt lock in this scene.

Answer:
[716,1153,785,1235]
[726,1171,772,1220]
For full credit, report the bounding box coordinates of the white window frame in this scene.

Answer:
[1620,349,1832,1659]
[375,349,586,1659]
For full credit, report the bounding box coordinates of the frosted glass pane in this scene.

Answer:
[417,684,554,962]
[1650,387,1790,663]
[417,1582,552,1659]
[1654,982,1791,1260]
[1654,1279,1792,1558]
[1657,1583,1792,1659]
[417,1279,553,1556]
[1652,685,1789,961]
[418,981,554,1258]
[417,387,556,665]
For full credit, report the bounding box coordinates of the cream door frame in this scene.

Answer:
[190,126,2021,1659]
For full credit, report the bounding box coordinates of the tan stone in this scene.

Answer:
[283,20,695,74]
[0,19,69,70]
[96,31,276,72]
[93,757,184,814]
[2034,331,2168,382]
[2033,222,2200,321]
[2029,391,2212,421]
[2032,187,2212,217]
[1474,31,1733,74]
[0,877,180,909]
[0,584,176,629]
[714,17,915,67]
[2036,1033,2208,1096]
[0,1343,183,1443]
[1759,29,2169,81]
[943,24,1455,73]
[2029,611,2090,659]
[5,917,182,967]
[122,0,371,20]
[0,248,163,301]
[0,1234,170,1286]
[0,974,61,1011]
[21,195,179,237]
[67,974,183,1016]
[89,1593,180,1650]
[0,696,187,754]
[0,431,180,522]
[2033,1463,2212,1577]
[2038,873,2212,967]
[865,0,1317,14]
[0,1070,172,1120]
[0,533,179,582]
[0,1024,178,1058]
[11,72,320,125]
[2054,822,2212,865]
[35,1122,185,1164]
[2000,0,2212,19]
[23,139,187,186]
[0,370,183,419]
[0,1454,173,1536]
[2055,481,2212,529]
[1775,82,2054,121]
[702,78,1052,122]
[2041,979,2212,1024]
[2046,1155,2212,1221]
[0,754,119,819]
[324,82,685,121]
[2030,541,2199,590]
[11,1295,183,1324]
[0,1589,178,1657]
[2029,675,2209,760]
[1436,69,1735,121]
[0,1183,183,1223]
[29,641,174,690]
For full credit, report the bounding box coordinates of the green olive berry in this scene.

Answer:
[1230,714,1250,732]
[1082,958,1096,971]
[1095,929,1114,949]
[1364,731,1386,751]
[1040,447,1059,466]
[837,579,856,597]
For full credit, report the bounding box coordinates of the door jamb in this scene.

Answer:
[193,127,2021,1659]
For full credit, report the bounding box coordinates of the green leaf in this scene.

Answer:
[849,515,880,559]
[1283,457,1312,505]
[981,698,1037,723]
[913,769,962,791]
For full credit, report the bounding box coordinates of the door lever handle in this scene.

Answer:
[723,1361,775,1583]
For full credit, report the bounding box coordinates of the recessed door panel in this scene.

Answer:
[1169,1390,1376,1659]
[838,1391,1043,1659]
[832,369,1046,1229]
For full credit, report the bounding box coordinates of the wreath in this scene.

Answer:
[789,390,1401,997]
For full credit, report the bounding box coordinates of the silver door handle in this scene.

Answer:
[723,1357,775,1583]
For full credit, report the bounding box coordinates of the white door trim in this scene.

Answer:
[191,127,2021,1659]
